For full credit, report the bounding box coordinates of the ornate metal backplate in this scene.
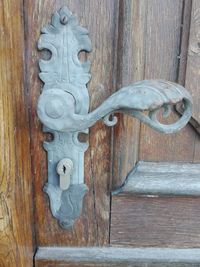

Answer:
[37,7,192,229]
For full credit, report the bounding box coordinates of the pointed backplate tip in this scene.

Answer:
[59,6,73,18]
[58,6,74,25]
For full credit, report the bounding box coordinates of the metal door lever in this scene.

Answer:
[37,7,192,229]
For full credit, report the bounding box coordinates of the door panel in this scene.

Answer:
[138,0,199,163]
[112,0,200,188]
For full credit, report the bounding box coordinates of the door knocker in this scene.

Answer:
[37,7,192,229]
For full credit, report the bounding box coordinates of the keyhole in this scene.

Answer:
[56,158,74,190]
[63,165,66,174]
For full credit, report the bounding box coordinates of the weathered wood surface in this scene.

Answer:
[185,0,200,123]
[121,161,200,195]
[35,247,200,267]
[185,0,200,162]
[26,0,119,246]
[113,0,199,188]
[131,161,200,173]
[111,195,200,247]
[112,0,145,188]
[137,0,198,163]
[0,0,34,266]
[0,0,199,265]
[178,0,192,85]
[26,0,200,250]
[176,105,200,136]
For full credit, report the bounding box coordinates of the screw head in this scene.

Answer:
[60,15,68,25]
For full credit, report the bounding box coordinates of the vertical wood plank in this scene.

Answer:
[185,0,200,123]
[0,0,34,266]
[185,0,200,162]
[112,0,147,188]
[139,0,197,162]
[26,0,118,246]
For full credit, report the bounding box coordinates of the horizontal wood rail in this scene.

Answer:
[35,247,200,266]
[117,161,200,196]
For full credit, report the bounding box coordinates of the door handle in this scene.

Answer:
[37,7,192,229]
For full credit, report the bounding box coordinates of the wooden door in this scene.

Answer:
[0,0,200,266]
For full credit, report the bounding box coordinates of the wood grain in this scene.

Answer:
[0,0,34,266]
[0,0,199,265]
[185,0,200,162]
[112,0,146,188]
[139,0,198,162]
[35,247,200,267]
[25,0,119,246]
[111,194,200,247]
[177,0,192,85]
[185,0,200,123]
